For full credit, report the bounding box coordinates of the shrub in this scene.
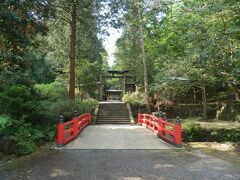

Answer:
[0,115,14,136]
[49,98,98,121]
[183,122,240,143]
[34,124,56,142]
[217,102,240,122]
[0,115,55,155]
[34,82,67,101]
[0,85,32,117]
[14,118,48,155]
[182,122,201,142]
[15,125,38,155]
[82,98,99,114]
[122,92,146,106]
[122,92,147,117]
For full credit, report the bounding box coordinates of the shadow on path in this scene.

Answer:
[1,149,240,180]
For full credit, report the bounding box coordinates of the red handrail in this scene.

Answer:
[56,112,91,147]
[138,113,182,147]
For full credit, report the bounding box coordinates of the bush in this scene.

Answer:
[0,115,14,136]
[163,102,240,121]
[122,92,146,106]
[217,102,240,122]
[122,92,148,117]
[182,122,201,142]
[0,115,56,155]
[82,98,99,113]
[49,98,98,121]
[34,124,56,142]
[183,122,240,143]
[0,85,32,117]
[34,82,67,101]
[0,85,59,124]
[15,124,38,155]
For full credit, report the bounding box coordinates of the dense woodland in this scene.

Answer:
[0,0,239,155]
[114,0,240,120]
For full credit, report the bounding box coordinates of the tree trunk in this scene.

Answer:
[139,23,151,113]
[68,2,77,99]
[201,82,207,120]
[235,92,240,101]
[156,92,160,113]
[193,88,197,103]
[138,2,150,113]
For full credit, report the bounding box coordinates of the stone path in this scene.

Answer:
[65,125,173,149]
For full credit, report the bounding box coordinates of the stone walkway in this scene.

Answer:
[65,125,173,149]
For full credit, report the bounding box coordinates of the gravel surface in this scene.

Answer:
[1,149,239,180]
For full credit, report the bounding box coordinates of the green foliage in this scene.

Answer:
[114,0,240,120]
[183,122,201,142]
[0,0,105,157]
[34,82,67,101]
[14,119,40,155]
[0,85,31,117]
[217,103,240,122]
[40,125,56,142]
[151,0,240,95]
[0,0,53,87]
[0,116,53,155]
[0,85,51,124]
[183,123,240,143]
[82,98,99,112]
[0,115,13,136]
[122,92,146,106]
[50,98,98,120]
[76,60,102,98]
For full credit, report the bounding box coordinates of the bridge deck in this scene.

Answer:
[65,125,174,149]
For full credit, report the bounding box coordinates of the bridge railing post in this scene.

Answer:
[158,111,164,137]
[88,113,91,124]
[158,111,165,137]
[175,117,182,148]
[73,110,79,138]
[138,113,142,125]
[56,114,65,148]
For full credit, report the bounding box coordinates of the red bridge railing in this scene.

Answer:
[138,113,182,147]
[56,111,91,147]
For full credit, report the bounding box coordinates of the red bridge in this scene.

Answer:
[56,111,182,148]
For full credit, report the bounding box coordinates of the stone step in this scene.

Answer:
[99,108,127,111]
[98,105,127,107]
[97,119,130,121]
[97,114,129,116]
[96,102,130,124]
[97,121,130,124]
[97,119,130,122]
[97,115,129,118]
[97,117,130,120]
[97,112,129,115]
[98,109,128,111]
[99,107,127,109]
[98,110,128,113]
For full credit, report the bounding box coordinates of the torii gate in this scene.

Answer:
[98,70,136,101]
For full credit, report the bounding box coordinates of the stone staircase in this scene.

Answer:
[96,102,131,124]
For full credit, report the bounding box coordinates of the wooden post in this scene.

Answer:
[175,117,182,148]
[56,115,65,147]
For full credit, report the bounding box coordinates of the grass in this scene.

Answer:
[182,117,240,130]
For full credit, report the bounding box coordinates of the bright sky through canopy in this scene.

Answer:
[103,27,122,67]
